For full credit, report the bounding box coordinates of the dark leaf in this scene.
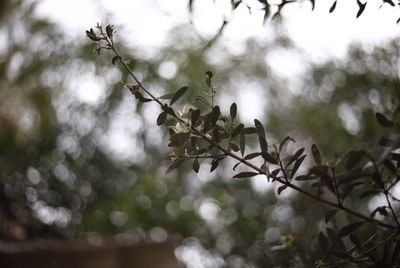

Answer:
[233,161,241,171]
[329,0,337,12]
[105,25,113,38]
[240,132,245,156]
[112,56,121,65]
[161,104,175,116]
[383,0,395,7]
[232,123,244,137]
[349,234,362,250]
[158,92,174,100]
[244,152,261,160]
[210,159,219,172]
[230,103,237,119]
[311,144,322,165]
[156,111,167,126]
[372,172,384,188]
[338,222,363,237]
[243,127,257,134]
[331,250,350,259]
[233,171,259,178]
[259,136,268,153]
[359,190,380,198]
[397,17,400,24]
[327,228,346,252]
[229,142,240,152]
[254,119,265,137]
[211,106,220,127]
[170,86,189,105]
[277,185,287,195]
[295,175,317,181]
[134,91,152,102]
[193,158,200,173]
[376,112,393,128]
[287,148,305,166]
[169,132,189,147]
[309,0,315,10]
[319,232,330,252]
[356,0,367,18]
[383,159,397,174]
[345,150,365,171]
[309,165,329,177]
[291,155,307,178]
[166,158,185,174]
[279,136,295,152]
[191,109,201,125]
[392,240,400,263]
[325,209,338,223]
[270,168,280,178]
[205,71,213,87]
[262,151,278,164]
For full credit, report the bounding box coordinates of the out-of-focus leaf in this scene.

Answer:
[170,86,188,105]
[319,232,329,252]
[327,228,346,252]
[233,171,259,178]
[169,132,189,147]
[325,209,338,223]
[392,240,400,263]
[372,172,384,188]
[193,158,200,173]
[205,71,213,87]
[376,112,394,128]
[295,175,316,181]
[134,91,152,102]
[112,55,121,65]
[279,136,295,152]
[311,144,322,165]
[191,109,201,125]
[158,92,174,100]
[338,222,363,237]
[166,158,185,174]
[329,0,337,12]
[345,150,365,171]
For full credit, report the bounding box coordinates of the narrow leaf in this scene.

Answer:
[345,150,364,171]
[244,152,261,160]
[329,0,337,12]
[259,136,268,153]
[170,86,188,105]
[230,103,237,119]
[311,144,322,165]
[231,123,244,137]
[277,185,287,195]
[338,222,364,237]
[291,155,307,178]
[356,0,367,18]
[325,209,338,223]
[319,232,329,252]
[279,136,295,152]
[327,228,346,251]
[233,171,259,178]
[287,148,305,166]
[193,158,200,173]
[158,92,174,100]
[210,159,219,172]
[254,119,265,137]
[240,131,245,156]
[261,151,278,164]
[191,109,201,125]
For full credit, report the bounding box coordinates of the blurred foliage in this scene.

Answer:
[1,0,400,267]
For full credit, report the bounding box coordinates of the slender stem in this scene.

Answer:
[102,33,397,231]
[384,187,400,229]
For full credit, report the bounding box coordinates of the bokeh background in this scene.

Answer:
[1,0,400,267]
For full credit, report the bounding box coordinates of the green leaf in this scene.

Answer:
[356,0,366,18]
[158,92,174,100]
[229,142,240,152]
[156,111,167,126]
[193,158,200,173]
[376,112,393,128]
[325,209,338,223]
[230,103,237,119]
[243,127,257,134]
[233,172,259,178]
[329,0,337,12]
[111,55,121,65]
[170,86,188,105]
[254,119,265,137]
[311,144,322,165]
[338,222,363,237]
